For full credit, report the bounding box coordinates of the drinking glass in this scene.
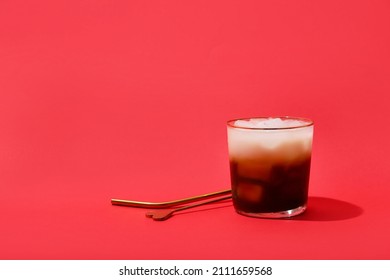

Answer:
[227,116,314,218]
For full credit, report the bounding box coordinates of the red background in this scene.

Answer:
[1,0,389,259]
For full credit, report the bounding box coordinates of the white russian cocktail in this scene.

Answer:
[227,117,313,218]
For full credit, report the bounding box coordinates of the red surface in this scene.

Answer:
[1,0,389,259]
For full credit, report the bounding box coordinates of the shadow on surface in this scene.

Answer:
[292,196,363,221]
[155,197,363,222]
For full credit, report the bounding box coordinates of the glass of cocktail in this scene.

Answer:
[227,117,314,218]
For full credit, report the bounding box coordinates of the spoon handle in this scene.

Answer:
[171,195,232,213]
[111,189,231,209]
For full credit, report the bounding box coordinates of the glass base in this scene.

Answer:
[235,204,307,219]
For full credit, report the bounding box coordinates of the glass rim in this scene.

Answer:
[227,116,314,130]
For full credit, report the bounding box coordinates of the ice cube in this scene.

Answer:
[237,161,272,181]
[236,182,264,203]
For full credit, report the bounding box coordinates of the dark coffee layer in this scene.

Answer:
[230,157,311,213]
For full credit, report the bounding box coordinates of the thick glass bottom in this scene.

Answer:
[235,204,306,219]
